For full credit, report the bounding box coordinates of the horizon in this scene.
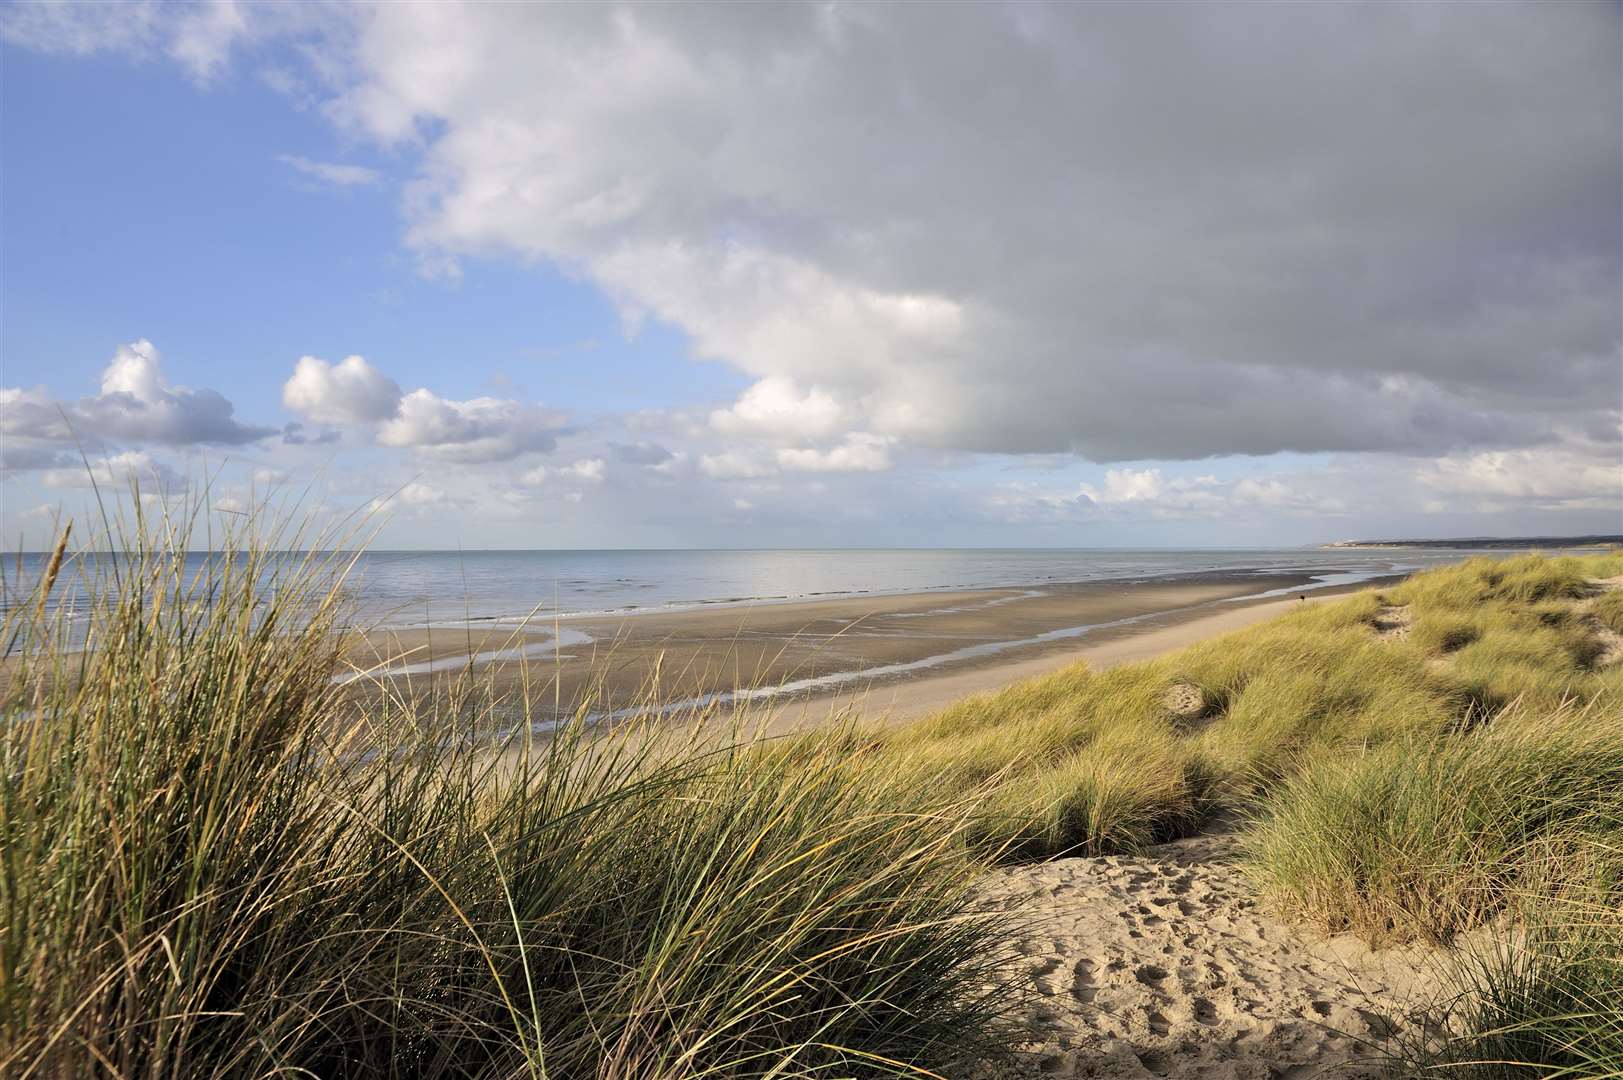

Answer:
[10,534,1623,558]
[3,3,1620,549]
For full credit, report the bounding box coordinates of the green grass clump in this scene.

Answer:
[1389,553,1620,610]
[0,504,1020,1078]
[1409,611,1484,656]
[1391,842,1623,1078]
[1242,704,1623,945]
[971,726,1204,859]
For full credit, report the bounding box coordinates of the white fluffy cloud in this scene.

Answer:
[776,433,894,474]
[281,355,568,463]
[519,458,606,486]
[2,340,272,472]
[991,466,1346,524]
[283,355,402,425]
[1418,445,1623,513]
[376,390,565,462]
[710,376,849,443]
[1082,469,1342,519]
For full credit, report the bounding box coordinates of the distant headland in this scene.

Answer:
[1324,535,1623,550]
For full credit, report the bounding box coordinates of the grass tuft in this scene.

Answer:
[1241,702,1623,945]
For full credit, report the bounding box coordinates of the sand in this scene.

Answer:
[980,829,1448,1079]
[338,572,1394,730]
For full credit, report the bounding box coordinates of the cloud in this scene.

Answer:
[282,2,1615,467]
[280,421,342,446]
[700,449,773,481]
[991,465,1345,524]
[776,432,894,473]
[519,458,605,486]
[367,481,451,513]
[376,389,565,463]
[279,154,381,187]
[0,440,77,475]
[608,440,674,466]
[1081,468,1343,518]
[1,341,273,465]
[0,0,163,60]
[283,355,403,425]
[1417,445,1623,512]
[40,450,185,494]
[0,0,260,83]
[711,376,850,443]
[281,355,568,463]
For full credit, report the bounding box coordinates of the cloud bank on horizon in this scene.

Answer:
[1,1,1618,547]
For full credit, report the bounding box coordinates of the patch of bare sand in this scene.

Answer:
[1583,618,1623,668]
[1160,683,1206,725]
[979,832,1446,1079]
[1578,576,1623,668]
[1368,605,1412,643]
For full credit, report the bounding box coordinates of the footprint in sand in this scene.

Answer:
[977,829,1445,1079]
[1133,964,1168,987]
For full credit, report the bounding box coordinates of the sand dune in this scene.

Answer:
[979,830,1446,1079]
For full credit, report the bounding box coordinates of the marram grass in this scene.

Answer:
[0,501,1022,1079]
[866,550,1623,867]
[4,492,1620,1078]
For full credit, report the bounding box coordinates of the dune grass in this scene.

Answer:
[1387,838,1623,1078]
[0,504,1021,1078]
[859,552,1623,871]
[1242,703,1623,945]
[5,494,1619,1076]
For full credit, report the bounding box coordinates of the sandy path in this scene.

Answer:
[979,831,1445,1079]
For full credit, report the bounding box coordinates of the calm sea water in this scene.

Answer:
[3,547,1483,629]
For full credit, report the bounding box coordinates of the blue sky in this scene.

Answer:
[2,45,740,416]
[2,3,1618,549]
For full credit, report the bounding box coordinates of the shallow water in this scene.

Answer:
[4,546,1486,630]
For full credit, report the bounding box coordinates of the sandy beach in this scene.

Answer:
[338,569,1396,729]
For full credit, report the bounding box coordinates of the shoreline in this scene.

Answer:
[759,578,1388,732]
[345,557,1418,632]
[340,566,1409,727]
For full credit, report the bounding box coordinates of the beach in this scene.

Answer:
[338,568,1398,729]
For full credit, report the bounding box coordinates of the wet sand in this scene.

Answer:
[339,570,1398,727]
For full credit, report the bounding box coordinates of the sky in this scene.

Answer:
[1,0,1619,550]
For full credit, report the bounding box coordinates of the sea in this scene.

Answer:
[2,546,1493,631]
